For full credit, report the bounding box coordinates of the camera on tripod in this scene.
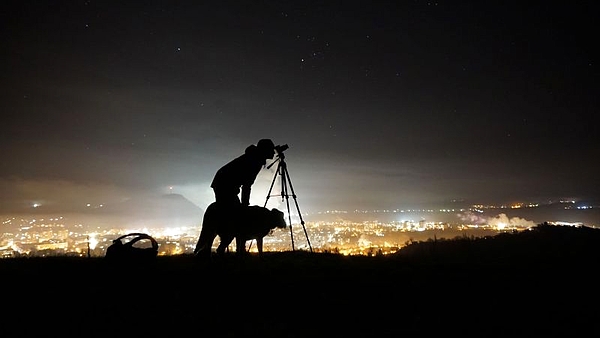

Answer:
[275,144,289,155]
[264,142,312,252]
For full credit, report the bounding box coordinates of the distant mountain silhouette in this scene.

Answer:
[84,193,205,228]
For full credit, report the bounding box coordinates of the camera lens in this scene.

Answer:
[275,144,289,154]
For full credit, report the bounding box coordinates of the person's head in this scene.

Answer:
[257,138,275,160]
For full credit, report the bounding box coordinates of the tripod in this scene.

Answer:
[264,149,313,252]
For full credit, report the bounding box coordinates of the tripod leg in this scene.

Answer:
[263,157,312,252]
[263,160,280,208]
[282,165,313,252]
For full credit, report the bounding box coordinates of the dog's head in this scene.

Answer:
[270,208,287,229]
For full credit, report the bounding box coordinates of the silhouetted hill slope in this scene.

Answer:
[394,222,600,265]
[1,224,598,337]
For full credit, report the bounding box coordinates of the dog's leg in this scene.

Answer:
[217,235,233,256]
[194,230,216,258]
[256,237,264,256]
[235,237,247,255]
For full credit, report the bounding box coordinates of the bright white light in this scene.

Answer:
[88,234,99,250]
[163,227,183,237]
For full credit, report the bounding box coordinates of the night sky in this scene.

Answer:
[1,1,598,216]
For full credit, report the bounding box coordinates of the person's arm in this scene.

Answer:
[241,185,251,206]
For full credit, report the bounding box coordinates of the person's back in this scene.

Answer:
[211,145,262,196]
[210,139,275,206]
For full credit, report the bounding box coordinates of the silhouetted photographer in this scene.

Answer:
[194,139,282,257]
[210,138,277,207]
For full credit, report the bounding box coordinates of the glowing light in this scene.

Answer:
[88,234,99,249]
[162,227,184,237]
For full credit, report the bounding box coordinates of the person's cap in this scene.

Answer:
[257,139,275,150]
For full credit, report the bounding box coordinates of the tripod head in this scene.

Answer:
[275,144,288,157]
[268,144,289,169]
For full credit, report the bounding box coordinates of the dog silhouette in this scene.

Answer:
[194,203,286,257]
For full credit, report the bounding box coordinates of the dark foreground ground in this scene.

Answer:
[1,224,599,337]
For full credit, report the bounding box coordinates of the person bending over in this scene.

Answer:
[210,138,276,208]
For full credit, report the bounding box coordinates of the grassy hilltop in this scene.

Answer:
[2,223,599,337]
